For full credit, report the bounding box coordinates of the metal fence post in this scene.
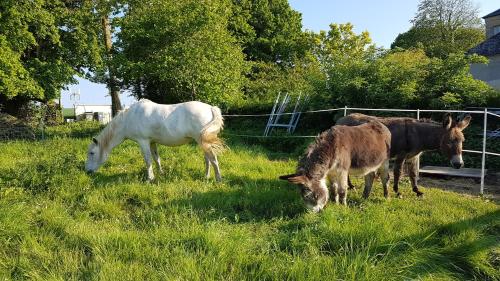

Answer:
[344,106,347,116]
[480,108,487,195]
[416,108,420,171]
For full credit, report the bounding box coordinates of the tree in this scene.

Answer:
[118,0,246,107]
[392,0,484,58]
[229,0,307,64]
[85,0,127,117]
[0,0,102,116]
[311,23,376,106]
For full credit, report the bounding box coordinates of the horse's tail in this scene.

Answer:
[200,106,225,154]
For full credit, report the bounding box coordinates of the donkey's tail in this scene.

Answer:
[200,106,225,154]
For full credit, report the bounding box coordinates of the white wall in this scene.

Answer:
[470,55,500,90]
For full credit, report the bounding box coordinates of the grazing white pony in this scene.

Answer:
[85,99,224,181]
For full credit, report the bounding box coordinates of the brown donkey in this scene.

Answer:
[336,113,471,198]
[279,121,391,212]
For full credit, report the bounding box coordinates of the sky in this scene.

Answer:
[60,0,499,108]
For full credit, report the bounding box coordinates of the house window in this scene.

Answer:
[494,25,500,36]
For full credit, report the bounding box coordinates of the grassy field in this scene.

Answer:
[0,134,499,280]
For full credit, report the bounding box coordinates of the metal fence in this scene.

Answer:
[223,106,500,195]
[2,105,498,194]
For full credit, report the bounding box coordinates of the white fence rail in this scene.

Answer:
[223,106,500,195]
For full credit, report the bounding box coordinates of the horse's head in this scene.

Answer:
[440,114,471,169]
[85,137,104,173]
[279,173,328,212]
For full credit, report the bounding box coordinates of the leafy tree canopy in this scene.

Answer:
[391,0,484,58]
[118,0,246,107]
[0,0,102,110]
[229,0,307,64]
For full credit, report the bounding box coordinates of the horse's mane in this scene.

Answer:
[96,108,129,150]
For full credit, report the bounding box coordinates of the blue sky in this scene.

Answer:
[60,0,499,108]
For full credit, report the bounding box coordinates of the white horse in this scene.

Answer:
[85,99,224,181]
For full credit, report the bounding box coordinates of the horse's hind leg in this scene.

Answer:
[204,154,211,179]
[205,151,221,182]
[138,140,154,181]
[150,143,163,174]
[407,156,423,197]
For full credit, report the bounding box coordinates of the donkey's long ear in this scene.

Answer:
[442,113,453,130]
[279,174,307,185]
[457,115,471,130]
[92,137,99,145]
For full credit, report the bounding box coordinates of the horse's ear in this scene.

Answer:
[92,137,98,145]
[279,174,307,185]
[442,113,453,130]
[457,115,471,130]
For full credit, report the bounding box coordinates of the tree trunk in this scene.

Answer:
[101,15,122,117]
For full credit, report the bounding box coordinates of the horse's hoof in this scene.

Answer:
[397,193,403,199]
[416,192,424,198]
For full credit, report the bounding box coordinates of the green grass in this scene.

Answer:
[0,135,499,280]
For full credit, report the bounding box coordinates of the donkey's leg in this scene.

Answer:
[150,143,163,174]
[362,172,376,199]
[407,156,423,197]
[329,180,339,204]
[138,140,154,181]
[379,160,390,198]
[393,156,405,199]
[338,171,348,206]
[347,175,356,190]
[205,151,222,182]
[204,154,211,179]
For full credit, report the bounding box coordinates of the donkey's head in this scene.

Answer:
[85,137,106,173]
[279,173,329,212]
[440,114,471,169]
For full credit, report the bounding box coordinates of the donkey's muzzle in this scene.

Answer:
[451,161,464,169]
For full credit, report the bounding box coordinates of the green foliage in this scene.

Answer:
[0,133,498,280]
[243,55,326,107]
[0,0,102,105]
[118,0,246,107]
[392,0,484,58]
[392,26,485,58]
[320,33,500,109]
[229,0,307,64]
[309,23,376,106]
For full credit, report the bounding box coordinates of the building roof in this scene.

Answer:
[483,8,500,19]
[468,32,500,57]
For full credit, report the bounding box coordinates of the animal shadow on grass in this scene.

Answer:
[385,209,499,279]
[171,174,306,223]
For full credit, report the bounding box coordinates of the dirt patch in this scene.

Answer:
[418,173,500,201]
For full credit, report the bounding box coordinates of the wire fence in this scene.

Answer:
[1,105,498,194]
[222,106,500,195]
